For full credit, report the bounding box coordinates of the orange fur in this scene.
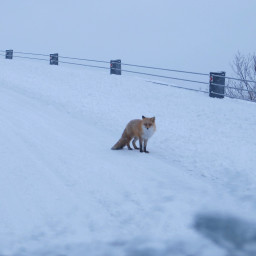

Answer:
[111,116,156,153]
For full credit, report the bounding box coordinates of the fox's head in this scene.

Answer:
[142,116,156,130]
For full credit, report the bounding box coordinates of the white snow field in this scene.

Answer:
[0,58,256,256]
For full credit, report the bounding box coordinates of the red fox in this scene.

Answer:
[111,116,156,153]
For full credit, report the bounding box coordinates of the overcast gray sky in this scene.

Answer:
[1,0,255,74]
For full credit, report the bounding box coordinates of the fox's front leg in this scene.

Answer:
[144,139,149,153]
[139,138,149,153]
[139,137,143,153]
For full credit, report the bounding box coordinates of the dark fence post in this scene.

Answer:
[209,72,225,98]
[110,59,121,75]
[50,53,58,65]
[6,50,13,59]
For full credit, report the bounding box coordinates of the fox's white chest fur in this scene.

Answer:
[142,126,155,140]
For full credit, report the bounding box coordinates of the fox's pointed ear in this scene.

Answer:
[151,117,155,122]
[142,116,145,119]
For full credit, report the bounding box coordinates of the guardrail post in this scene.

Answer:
[209,72,225,98]
[110,59,121,75]
[50,53,58,65]
[6,50,13,59]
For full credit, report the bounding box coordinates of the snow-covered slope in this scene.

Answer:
[1,58,256,256]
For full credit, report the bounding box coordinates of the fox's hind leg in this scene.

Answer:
[126,138,133,150]
[132,137,139,150]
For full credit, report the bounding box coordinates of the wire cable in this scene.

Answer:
[121,69,209,85]
[59,55,109,64]
[211,73,256,84]
[14,51,49,57]
[58,60,109,70]
[14,55,49,62]
[147,81,208,94]
[122,62,209,76]
[225,86,256,94]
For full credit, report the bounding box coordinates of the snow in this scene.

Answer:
[0,58,256,255]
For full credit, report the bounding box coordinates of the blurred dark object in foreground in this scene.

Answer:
[194,213,256,256]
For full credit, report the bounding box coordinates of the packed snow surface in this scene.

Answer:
[0,59,256,256]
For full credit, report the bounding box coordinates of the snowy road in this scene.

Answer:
[0,81,205,253]
[1,59,256,255]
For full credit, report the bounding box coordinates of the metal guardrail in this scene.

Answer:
[1,49,256,102]
[1,49,209,87]
[211,73,256,101]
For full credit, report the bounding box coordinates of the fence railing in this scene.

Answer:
[1,49,256,102]
[211,73,256,102]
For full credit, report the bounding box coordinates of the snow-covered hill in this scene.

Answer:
[1,58,256,256]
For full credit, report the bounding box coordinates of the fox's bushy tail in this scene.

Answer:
[111,137,127,150]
